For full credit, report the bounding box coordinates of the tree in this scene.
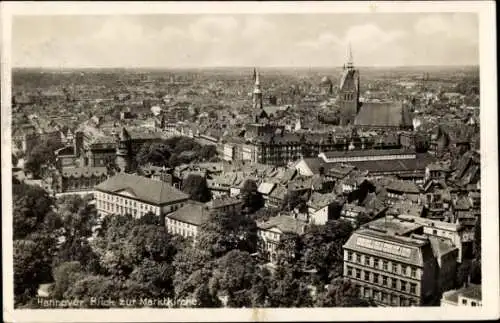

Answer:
[300,220,355,285]
[251,207,280,222]
[13,235,57,306]
[182,174,212,203]
[315,278,371,307]
[240,179,264,214]
[173,248,213,300]
[128,258,175,299]
[281,190,305,212]
[197,209,258,258]
[13,182,56,239]
[51,261,85,299]
[199,145,218,161]
[135,142,171,167]
[267,264,313,307]
[65,275,123,308]
[24,137,62,178]
[210,250,257,307]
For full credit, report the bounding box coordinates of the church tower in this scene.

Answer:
[115,127,132,173]
[338,44,360,125]
[253,68,268,123]
[253,68,263,110]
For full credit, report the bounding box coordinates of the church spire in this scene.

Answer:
[347,42,354,70]
[253,68,263,111]
[255,68,260,86]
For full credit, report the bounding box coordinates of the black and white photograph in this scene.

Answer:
[1,1,498,322]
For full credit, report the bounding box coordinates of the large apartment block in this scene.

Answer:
[343,216,457,306]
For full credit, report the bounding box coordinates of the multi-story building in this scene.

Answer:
[400,215,472,263]
[165,197,242,241]
[343,216,457,306]
[45,166,109,195]
[165,203,209,241]
[256,215,308,263]
[441,284,482,307]
[95,173,190,218]
[204,196,242,214]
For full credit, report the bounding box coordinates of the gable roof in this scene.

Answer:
[95,173,189,205]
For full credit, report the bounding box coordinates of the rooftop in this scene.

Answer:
[442,284,482,304]
[167,203,210,226]
[364,216,423,237]
[95,173,189,205]
[257,215,307,235]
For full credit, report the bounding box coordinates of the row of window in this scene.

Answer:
[357,284,418,307]
[347,251,418,278]
[347,266,418,295]
[166,225,196,238]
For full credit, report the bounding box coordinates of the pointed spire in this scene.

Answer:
[253,67,257,82]
[255,68,260,86]
[347,42,354,70]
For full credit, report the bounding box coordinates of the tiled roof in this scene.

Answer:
[258,182,276,195]
[442,284,481,303]
[322,149,415,159]
[308,192,338,210]
[428,236,458,258]
[347,153,435,174]
[257,215,307,235]
[386,179,421,194]
[95,173,189,205]
[166,203,210,226]
[355,102,412,128]
[205,196,242,209]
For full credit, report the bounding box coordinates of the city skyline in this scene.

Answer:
[12,13,479,68]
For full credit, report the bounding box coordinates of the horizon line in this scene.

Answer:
[12,64,480,70]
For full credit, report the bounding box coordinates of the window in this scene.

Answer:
[364,288,370,298]
[356,254,361,263]
[383,260,388,271]
[391,278,397,289]
[401,281,407,292]
[471,301,477,307]
[364,271,370,281]
[382,292,388,302]
[462,299,468,305]
[347,266,353,277]
[411,268,417,278]
[355,269,361,279]
[410,283,417,295]
[382,276,388,286]
[392,295,399,305]
[364,256,370,266]
[373,273,379,284]
[347,251,353,261]
[433,229,437,235]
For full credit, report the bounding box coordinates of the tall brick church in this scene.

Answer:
[338,45,360,125]
[336,45,413,130]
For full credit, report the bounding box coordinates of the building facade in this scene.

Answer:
[95,173,190,218]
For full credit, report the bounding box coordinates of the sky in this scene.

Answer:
[12,13,479,68]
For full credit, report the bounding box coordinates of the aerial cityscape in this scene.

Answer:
[10,12,482,309]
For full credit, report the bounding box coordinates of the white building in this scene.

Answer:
[441,284,482,307]
[95,173,190,218]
